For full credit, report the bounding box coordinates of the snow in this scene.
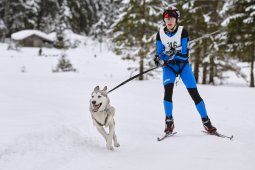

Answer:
[0,41,255,170]
[246,5,255,11]
[0,19,7,30]
[11,30,54,42]
[203,14,210,23]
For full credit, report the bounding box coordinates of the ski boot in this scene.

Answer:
[164,116,174,134]
[202,117,217,134]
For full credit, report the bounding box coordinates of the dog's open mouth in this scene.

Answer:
[92,103,102,112]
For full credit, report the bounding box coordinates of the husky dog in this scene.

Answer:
[89,86,120,150]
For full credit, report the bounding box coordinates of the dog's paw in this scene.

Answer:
[114,142,120,147]
[106,144,114,150]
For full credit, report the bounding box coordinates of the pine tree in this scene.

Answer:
[0,0,8,41]
[66,0,98,35]
[195,1,225,85]
[222,0,255,87]
[0,0,27,36]
[34,0,59,32]
[53,53,76,72]
[175,0,237,85]
[91,18,107,51]
[91,0,123,48]
[23,0,40,30]
[175,0,208,82]
[0,19,7,42]
[0,0,98,36]
[112,0,164,80]
[95,0,122,30]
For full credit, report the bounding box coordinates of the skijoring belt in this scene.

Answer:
[164,59,189,77]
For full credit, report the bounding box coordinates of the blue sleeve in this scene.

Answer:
[156,40,166,60]
[156,32,169,61]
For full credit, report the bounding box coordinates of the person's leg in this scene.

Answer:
[187,88,208,118]
[163,66,177,117]
[162,66,177,133]
[180,63,208,118]
[180,63,216,133]
[164,83,174,116]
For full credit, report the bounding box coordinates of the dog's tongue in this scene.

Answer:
[92,104,100,112]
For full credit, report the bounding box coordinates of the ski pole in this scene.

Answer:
[189,29,222,44]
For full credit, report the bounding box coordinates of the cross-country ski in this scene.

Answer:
[202,131,234,140]
[157,132,178,141]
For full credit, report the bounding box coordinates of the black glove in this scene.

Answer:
[154,55,160,66]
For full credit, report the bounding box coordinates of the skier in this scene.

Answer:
[154,8,217,134]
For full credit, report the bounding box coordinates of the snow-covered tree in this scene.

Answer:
[0,19,7,42]
[91,0,123,48]
[53,53,76,72]
[221,0,255,87]
[0,0,98,36]
[95,0,122,30]
[176,0,210,82]
[112,0,165,80]
[66,0,97,35]
[0,0,27,36]
[174,0,240,85]
[191,0,225,85]
[33,0,59,32]
[54,0,71,48]
[91,18,107,51]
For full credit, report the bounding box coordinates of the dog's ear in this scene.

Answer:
[94,86,100,92]
[103,86,107,91]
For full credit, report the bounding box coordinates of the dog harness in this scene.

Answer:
[92,108,110,126]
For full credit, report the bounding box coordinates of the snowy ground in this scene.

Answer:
[0,41,255,170]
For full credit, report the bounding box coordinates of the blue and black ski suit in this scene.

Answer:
[156,26,208,118]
